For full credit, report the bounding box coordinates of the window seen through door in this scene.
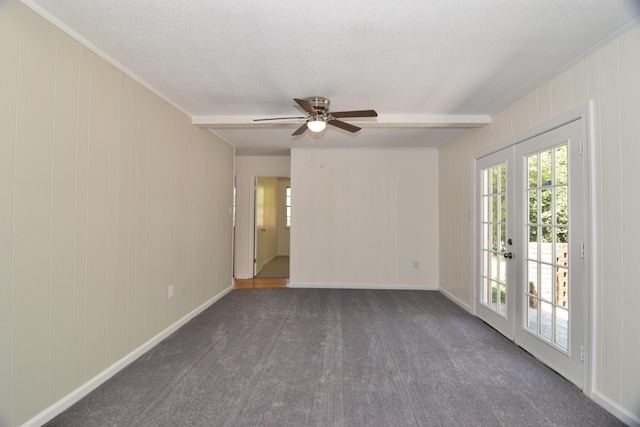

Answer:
[285,186,291,227]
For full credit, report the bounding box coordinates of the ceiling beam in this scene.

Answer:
[193,114,491,129]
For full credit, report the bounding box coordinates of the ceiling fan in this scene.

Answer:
[253,97,377,136]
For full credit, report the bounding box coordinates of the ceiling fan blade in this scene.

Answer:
[328,119,361,133]
[294,98,317,114]
[253,116,306,122]
[330,110,378,118]
[292,123,308,136]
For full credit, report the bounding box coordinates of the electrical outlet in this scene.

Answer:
[413,261,419,269]
[168,285,174,299]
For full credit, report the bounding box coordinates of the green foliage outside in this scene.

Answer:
[528,145,568,244]
[491,283,506,305]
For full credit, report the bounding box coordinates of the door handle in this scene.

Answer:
[503,251,513,259]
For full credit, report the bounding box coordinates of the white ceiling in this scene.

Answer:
[26,0,640,156]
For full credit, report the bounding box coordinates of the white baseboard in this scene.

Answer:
[592,390,640,426]
[22,285,233,427]
[438,288,473,313]
[287,282,439,291]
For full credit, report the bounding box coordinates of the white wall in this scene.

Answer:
[0,2,235,425]
[290,148,439,289]
[234,156,290,278]
[439,23,640,425]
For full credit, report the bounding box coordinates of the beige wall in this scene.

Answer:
[439,23,640,424]
[291,148,439,289]
[0,2,234,425]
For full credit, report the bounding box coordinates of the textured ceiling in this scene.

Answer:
[25,0,640,155]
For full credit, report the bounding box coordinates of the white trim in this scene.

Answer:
[193,114,491,128]
[439,288,473,313]
[474,104,590,160]
[287,282,439,291]
[21,285,233,427]
[20,0,192,119]
[592,391,640,427]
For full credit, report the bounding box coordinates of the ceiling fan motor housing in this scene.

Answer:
[307,97,330,114]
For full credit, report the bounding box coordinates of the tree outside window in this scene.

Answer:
[285,186,291,228]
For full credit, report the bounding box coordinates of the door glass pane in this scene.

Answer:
[541,227,553,263]
[540,150,552,185]
[540,301,553,342]
[555,187,568,224]
[498,283,506,315]
[527,299,538,333]
[528,190,538,223]
[540,263,553,302]
[528,155,538,188]
[555,145,568,185]
[557,226,568,247]
[491,225,499,252]
[482,277,489,304]
[555,307,568,351]
[490,281,498,306]
[498,253,505,284]
[528,228,538,260]
[492,167,499,193]
[483,222,491,250]
[541,188,552,224]
[490,252,499,281]
[556,267,569,309]
[527,260,538,294]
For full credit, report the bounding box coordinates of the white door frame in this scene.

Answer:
[473,103,593,396]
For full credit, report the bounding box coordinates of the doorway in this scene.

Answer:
[475,118,588,389]
[254,177,290,278]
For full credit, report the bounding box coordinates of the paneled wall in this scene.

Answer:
[291,148,439,289]
[439,23,640,423]
[0,2,234,425]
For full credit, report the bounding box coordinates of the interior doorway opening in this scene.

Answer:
[254,176,290,278]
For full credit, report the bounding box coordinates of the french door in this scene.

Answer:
[476,119,587,388]
[476,150,515,340]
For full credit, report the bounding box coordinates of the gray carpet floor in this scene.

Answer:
[256,255,289,278]
[45,289,622,426]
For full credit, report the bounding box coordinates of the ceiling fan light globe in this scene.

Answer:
[307,120,327,133]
